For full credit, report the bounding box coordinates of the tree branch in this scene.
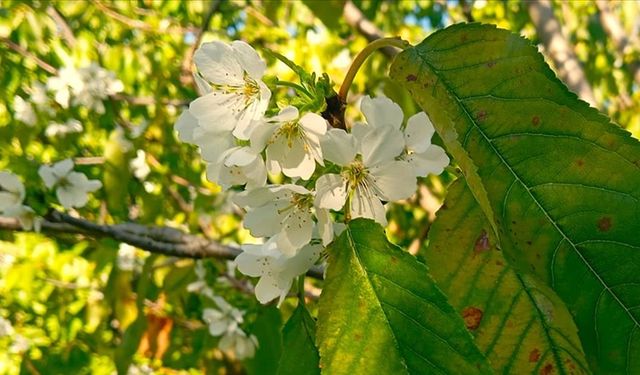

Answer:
[527,0,597,107]
[596,0,640,86]
[342,1,399,59]
[47,5,77,48]
[0,37,58,74]
[0,213,324,279]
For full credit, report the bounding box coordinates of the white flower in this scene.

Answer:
[9,334,30,353]
[0,171,25,211]
[0,317,14,337]
[207,146,267,190]
[117,243,138,271]
[3,205,41,232]
[30,82,49,109]
[219,329,258,360]
[46,64,123,113]
[401,112,449,176]
[250,106,327,180]
[14,96,37,126]
[187,260,214,299]
[234,184,330,256]
[189,40,271,140]
[236,239,321,305]
[38,159,102,209]
[130,150,151,180]
[316,126,415,225]
[202,296,244,336]
[175,109,266,190]
[45,119,83,138]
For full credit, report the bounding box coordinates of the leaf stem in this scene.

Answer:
[275,80,313,98]
[338,37,410,103]
[297,275,306,306]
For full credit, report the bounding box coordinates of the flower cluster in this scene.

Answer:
[187,261,258,359]
[176,40,449,305]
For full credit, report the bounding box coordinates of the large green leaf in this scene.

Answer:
[424,179,590,374]
[277,304,320,375]
[390,23,640,373]
[316,219,492,374]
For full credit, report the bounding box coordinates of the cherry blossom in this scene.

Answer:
[38,159,102,209]
[250,106,327,180]
[189,41,271,140]
[235,238,321,305]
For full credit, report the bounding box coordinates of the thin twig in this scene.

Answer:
[181,0,222,86]
[0,37,58,74]
[0,213,325,279]
[342,1,398,59]
[47,5,77,47]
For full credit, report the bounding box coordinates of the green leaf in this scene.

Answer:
[277,304,320,375]
[317,218,492,375]
[245,306,283,375]
[424,179,590,374]
[390,23,640,373]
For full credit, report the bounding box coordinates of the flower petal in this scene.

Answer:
[408,145,450,176]
[315,173,347,210]
[360,95,403,130]
[231,40,267,80]
[194,41,244,85]
[320,129,356,166]
[175,109,199,143]
[360,125,405,167]
[369,160,416,201]
[351,186,387,225]
[189,92,241,133]
[404,112,435,153]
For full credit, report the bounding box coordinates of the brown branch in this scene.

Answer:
[342,1,398,59]
[596,0,640,86]
[181,0,222,86]
[92,0,195,34]
[0,213,324,279]
[110,94,189,107]
[459,0,475,23]
[0,37,58,74]
[47,5,77,48]
[527,0,597,107]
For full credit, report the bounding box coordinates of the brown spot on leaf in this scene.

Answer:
[486,60,496,68]
[461,34,468,42]
[540,363,554,375]
[462,307,483,330]
[406,74,417,82]
[474,230,490,253]
[476,110,487,122]
[390,256,398,265]
[495,260,504,266]
[529,348,541,362]
[353,333,362,341]
[575,159,584,167]
[527,240,533,245]
[597,216,612,232]
[532,116,540,126]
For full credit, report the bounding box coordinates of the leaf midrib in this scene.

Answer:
[412,50,640,335]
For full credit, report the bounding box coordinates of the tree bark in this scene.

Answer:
[527,0,597,106]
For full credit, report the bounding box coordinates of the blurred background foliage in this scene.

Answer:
[0,0,638,374]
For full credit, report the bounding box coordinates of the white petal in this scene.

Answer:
[234,251,266,278]
[233,186,275,207]
[254,275,284,304]
[351,186,387,225]
[277,210,314,256]
[54,159,74,177]
[360,95,403,130]
[0,172,25,196]
[299,112,327,136]
[57,185,85,208]
[278,243,321,279]
[67,172,102,192]
[195,131,235,162]
[316,208,334,246]
[315,174,347,210]
[244,204,282,237]
[39,165,57,188]
[208,321,228,336]
[408,145,450,176]
[224,147,259,167]
[249,121,278,153]
[194,41,244,85]
[270,106,299,122]
[320,129,356,166]
[231,40,267,79]
[280,139,316,180]
[405,112,434,154]
[189,92,240,133]
[193,73,212,96]
[361,126,404,167]
[175,109,199,143]
[369,161,416,201]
